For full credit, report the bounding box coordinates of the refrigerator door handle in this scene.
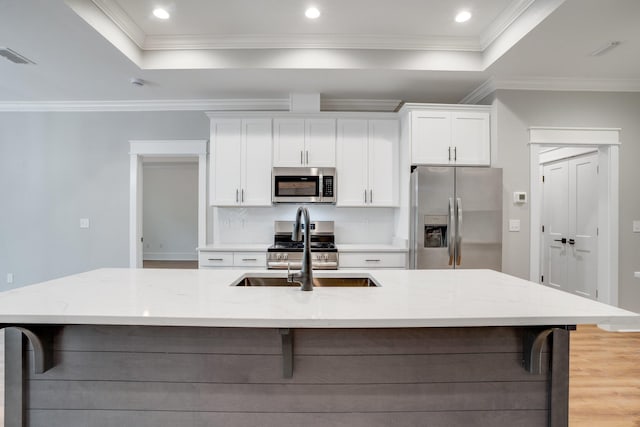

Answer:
[456,197,463,266]
[448,198,454,265]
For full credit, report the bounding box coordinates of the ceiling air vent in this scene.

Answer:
[0,47,35,64]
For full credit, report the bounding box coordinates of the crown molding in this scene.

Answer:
[494,77,640,92]
[480,0,536,50]
[0,99,290,112]
[459,78,497,104]
[91,0,145,48]
[143,34,481,51]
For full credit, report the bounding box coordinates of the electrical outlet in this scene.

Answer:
[633,220,640,233]
[509,219,521,232]
[6,273,13,284]
[80,218,90,229]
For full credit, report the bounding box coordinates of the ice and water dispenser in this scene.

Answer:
[423,215,448,248]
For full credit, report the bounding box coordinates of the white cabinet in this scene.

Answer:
[198,250,266,269]
[339,252,407,269]
[336,119,399,207]
[273,119,336,167]
[210,119,272,206]
[410,109,490,166]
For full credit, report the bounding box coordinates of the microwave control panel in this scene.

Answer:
[323,176,334,197]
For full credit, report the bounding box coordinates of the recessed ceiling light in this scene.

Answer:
[153,8,170,20]
[455,10,472,23]
[305,7,321,19]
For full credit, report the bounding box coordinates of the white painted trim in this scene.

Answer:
[0,99,290,112]
[321,99,402,112]
[91,0,145,48]
[479,0,536,49]
[204,111,400,119]
[529,128,620,307]
[459,78,496,104]
[529,127,621,145]
[399,103,491,113]
[143,33,482,51]
[129,140,209,268]
[494,77,640,92]
[130,140,208,156]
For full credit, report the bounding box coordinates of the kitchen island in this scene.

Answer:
[1,268,638,427]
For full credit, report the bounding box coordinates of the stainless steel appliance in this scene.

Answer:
[267,221,338,270]
[410,167,502,270]
[272,167,336,204]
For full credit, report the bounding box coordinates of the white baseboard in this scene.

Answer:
[143,252,198,261]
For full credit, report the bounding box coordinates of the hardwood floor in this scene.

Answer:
[0,325,638,425]
[570,325,640,427]
[143,260,198,269]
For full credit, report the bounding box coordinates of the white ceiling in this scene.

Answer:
[0,0,638,109]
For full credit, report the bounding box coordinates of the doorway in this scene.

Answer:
[142,158,199,269]
[129,140,208,268]
[528,127,620,306]
[541,151,598,299]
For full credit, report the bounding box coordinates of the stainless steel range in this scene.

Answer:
[267,221,338,270]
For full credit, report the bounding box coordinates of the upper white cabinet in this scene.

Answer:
[273,118,336,167]
[410,108,490,166]
[336,119,399,207]
[210,118,272,206]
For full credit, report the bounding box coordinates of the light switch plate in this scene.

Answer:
[6,273,13,284]
[80,218,90,229]
[633,220,640,233]
[509,219,521,232]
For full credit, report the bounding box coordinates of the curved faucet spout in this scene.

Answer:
[288,207,314,291]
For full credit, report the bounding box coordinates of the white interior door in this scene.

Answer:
[543,161,569,290]
[542,153,598,299]
[568,154,598,298]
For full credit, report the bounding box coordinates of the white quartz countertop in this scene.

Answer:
[0,268,637,328]
[198,244,269,252]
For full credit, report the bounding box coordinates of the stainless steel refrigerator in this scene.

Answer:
[410,167,502,270]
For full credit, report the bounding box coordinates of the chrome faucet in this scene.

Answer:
[287,207,314,291]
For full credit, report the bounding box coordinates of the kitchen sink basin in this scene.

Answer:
[234,276,379,287]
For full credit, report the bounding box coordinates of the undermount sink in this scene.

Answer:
[234,276,379,287]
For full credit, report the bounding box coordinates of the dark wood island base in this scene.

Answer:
[5,325,572,427]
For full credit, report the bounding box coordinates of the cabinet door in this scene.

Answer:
[273,119,305,166]
[210,119,242,206]
[368,120,399,206]
[242,119,273,206]
[451,112,490,166]
[411,110,451,165]
[305,119,336,167]
[336,120,368,206]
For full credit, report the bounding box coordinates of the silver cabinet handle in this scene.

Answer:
[365,259,381,262]
[242,258,257,261]
[370,189,373,204]
[236,189,239,203]
[364,189,367,204]
[300,150,303,165]
[448,147,451,161]
[208,258,223,261]
[454,146,457,161]
[241,189,244,202]
[456,197,462,266]
[306,150,309,164]
[448,198,454,265]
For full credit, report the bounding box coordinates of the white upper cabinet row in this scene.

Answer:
[336,119,399,207]
[273,119,336,167]
[410,109,490,166]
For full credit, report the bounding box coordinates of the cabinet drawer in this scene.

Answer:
[199,252,233,267]
[339,252,407,268]
[233,253,267,267]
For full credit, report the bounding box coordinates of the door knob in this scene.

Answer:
[554,238,567,244]
[568,239,575,245]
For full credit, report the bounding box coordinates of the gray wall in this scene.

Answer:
[143,162,198,260]
[493,90,640,312]
[0,112,208,289]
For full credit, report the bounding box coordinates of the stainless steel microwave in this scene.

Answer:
[272,167,336,204]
